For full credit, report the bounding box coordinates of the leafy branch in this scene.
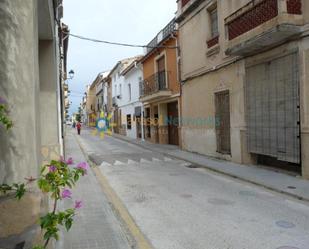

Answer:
[1,158,88,249]
[0,103,13,130]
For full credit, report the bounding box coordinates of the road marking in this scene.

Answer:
[101,161,112,167]
[140,158,151,164]
[128,159,137,165]
[152,158,161,162]
[180,161,192,167]
[93,166,154,249]
[164,157,173,162]
[114,160,125,166]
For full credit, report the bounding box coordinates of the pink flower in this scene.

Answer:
[66,157,74,165]
[49,165,57,173]
[74,200,82,209]
[61,189,72,199]
[76,162,89,174]
[0,97,6,105]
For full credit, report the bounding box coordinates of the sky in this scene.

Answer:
[63,0,177,115]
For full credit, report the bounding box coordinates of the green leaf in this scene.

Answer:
[32,246,44,249]
[38,178,50,192]
[65,219,72,231]
[15,183,26,200]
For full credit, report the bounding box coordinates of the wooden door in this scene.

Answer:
[215,91,231,154]
[157,56,165,72]
[157,56,166,90]
[167,102,179,146]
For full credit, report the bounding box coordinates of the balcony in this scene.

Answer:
[181,0,190,8]
[176,0,205,23]
[225,0,303,56]
[145,19,176,54]
[207,35,219,48]
[96,82,103,95]
[140,71,172,102]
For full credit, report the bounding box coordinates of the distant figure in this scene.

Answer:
[72,121,76,128]
[76,122,81,135]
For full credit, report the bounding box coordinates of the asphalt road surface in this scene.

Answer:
[77,128,309,249]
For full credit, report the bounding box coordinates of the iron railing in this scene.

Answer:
[146,19,176,54]
[140,71,168,97]
[181,0,191,7]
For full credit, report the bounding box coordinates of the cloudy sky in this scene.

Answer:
[63,0,177,114]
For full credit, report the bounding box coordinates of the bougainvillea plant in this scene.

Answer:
[0,97,13,130]
[0,97,88,248]
[0,157,89,249]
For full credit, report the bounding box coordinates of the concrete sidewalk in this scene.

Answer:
[56,131,132,249]
[113,133,309,202]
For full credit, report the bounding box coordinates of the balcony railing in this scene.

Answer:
[227,0,278,41]
[226,0,302,41]
[181,0,191,8]
[287,0,302,14]
[140,71,168,97]
[146,19,176,54]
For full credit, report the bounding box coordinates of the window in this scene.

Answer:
[126,114,132,130]
[114,85,117,96]
[128,84,131,101]
[210,7,218,38]
[119,84,122,96]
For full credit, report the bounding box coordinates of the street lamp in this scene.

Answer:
[68,69,75,80]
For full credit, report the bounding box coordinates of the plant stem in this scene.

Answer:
[43,198,58,249]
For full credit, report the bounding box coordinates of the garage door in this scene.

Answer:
[246,53,300,164]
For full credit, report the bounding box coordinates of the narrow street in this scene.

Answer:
[73,128,309,249]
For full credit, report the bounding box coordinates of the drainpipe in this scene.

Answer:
[171,32,182,147]
[141,105,145,141]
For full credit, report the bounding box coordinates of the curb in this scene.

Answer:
[112,134,309,203]
[73,133,154,249]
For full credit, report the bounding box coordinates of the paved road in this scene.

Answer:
[78,128,309,249]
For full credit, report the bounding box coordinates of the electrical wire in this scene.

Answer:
[65,32,178,49]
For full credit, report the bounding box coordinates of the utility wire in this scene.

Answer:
[65,32,178,49]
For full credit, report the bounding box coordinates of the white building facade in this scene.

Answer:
[120,59,144,139]
[109,57,142,136]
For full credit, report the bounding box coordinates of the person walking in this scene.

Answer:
[76,122,81,135]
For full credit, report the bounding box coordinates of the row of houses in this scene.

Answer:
[82,0,309,179]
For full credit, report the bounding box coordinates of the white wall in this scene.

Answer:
[119,65,143,139]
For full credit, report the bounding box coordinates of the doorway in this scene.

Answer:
[215,90,231,154]
[167,101,179,146]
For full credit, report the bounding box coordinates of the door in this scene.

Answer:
[246,53,300,164]
[156,56,166,90]
[144,107,151,139]
[135,107,142,139]
[167,101,179,146]
[215,91,231,154]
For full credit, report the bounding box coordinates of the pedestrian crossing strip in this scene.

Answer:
[99,157,192,167]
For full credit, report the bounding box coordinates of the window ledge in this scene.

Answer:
[206,44,220,57]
